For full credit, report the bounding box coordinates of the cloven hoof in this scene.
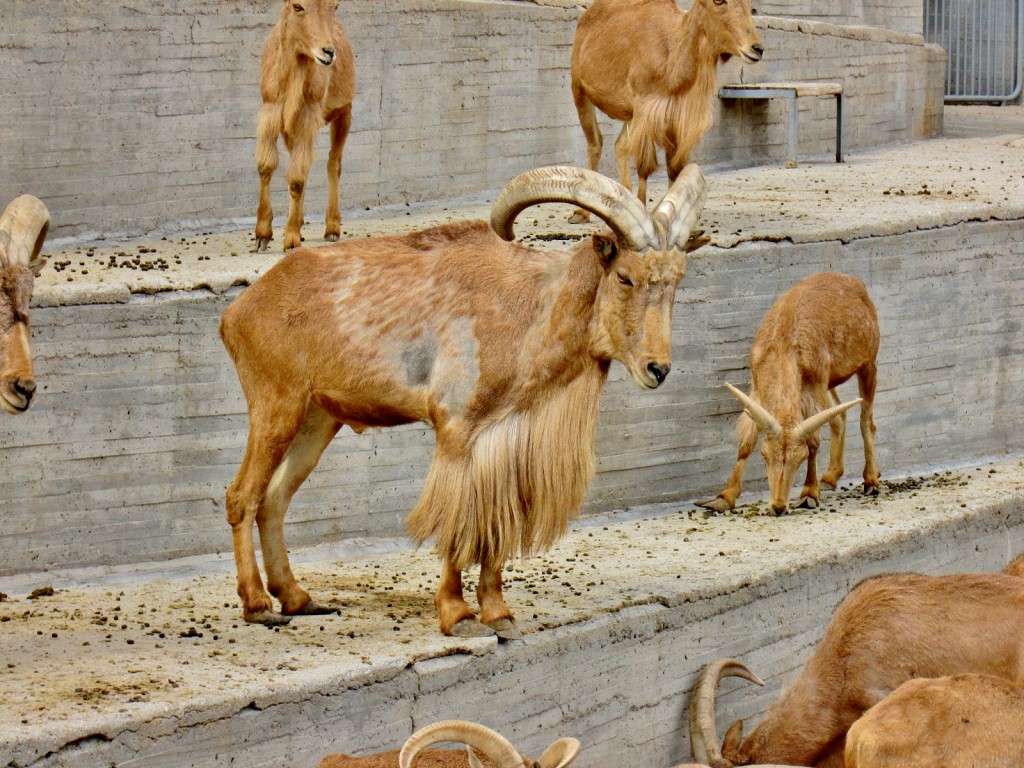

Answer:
[796,496,818,510]
[324,233,339,242]
[290,601,340,616]
[486,617,522,641]
[245,610,294,627]
[695,497,732,514]
[450,617,497,638]
[254,237,272,253]
[864,483,880,496]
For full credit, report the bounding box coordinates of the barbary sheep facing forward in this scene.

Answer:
[254,0,355,252]
[221,164,708,637]
[0,195,49,414]
[697,272,880,516]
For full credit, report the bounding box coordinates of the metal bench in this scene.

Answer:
[719,81,844,167]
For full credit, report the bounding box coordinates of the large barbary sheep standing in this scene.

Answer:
[221,164,708,637]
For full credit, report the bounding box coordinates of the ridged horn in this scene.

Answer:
[490,166,659,251]
[0,195,50,276]
[651,164,707,251]
[792,398,863,441]
[725,382,782,439]
[689,658,764,767]
[537,738,582,768]
[399,721,524,768]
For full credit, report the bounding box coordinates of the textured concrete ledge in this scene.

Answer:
[2,458,1022,767]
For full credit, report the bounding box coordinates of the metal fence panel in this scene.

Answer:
[925,0,1024,101]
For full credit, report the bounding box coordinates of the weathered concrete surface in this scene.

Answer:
[3,131,1022,577]
[0,2,941,240]
[1,458,1022,767]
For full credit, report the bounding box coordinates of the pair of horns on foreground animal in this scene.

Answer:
[317,720,581,768]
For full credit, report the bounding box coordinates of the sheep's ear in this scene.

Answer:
[536,738,581,768]
[592,234,618,265]
[467,747,486,768]
[722,719,744,754]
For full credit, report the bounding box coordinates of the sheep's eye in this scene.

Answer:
[292,3,304,13]
[617,273,634,287]
[714,0,727,5]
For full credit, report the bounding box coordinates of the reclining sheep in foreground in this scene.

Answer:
[568,0,762,222]
[317,720,580,768]
[689,556,1024,767]
[697,272,880,516]
[844,673,1024,767]
[0,195,50,414]
[221,164,708,637]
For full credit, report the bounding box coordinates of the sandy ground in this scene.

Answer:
[2,457,1022,764]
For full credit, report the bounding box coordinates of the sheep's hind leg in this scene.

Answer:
[478,559,521,640]
[436,559,495,638]
[226,397,308,625]
[568,88,602,224]
[258,403,341,617]
[858,362,880,495]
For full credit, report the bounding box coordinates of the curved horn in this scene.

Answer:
[689,658,764,767]
[536,738,582,768]
[792,398,862,441]
[724,382,782,439]
[399,721,524,768]
[651,164,707,251]
[0,195,50,276]
[490,166,659,251]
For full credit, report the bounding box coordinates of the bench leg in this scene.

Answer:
[787,95,798,168]
[836,93,844,163]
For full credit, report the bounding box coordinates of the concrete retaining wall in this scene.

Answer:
[0,2,941,240]
[2,217,1022,577]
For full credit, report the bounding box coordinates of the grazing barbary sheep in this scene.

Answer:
[317,720,581,768]
[689,559,1024,767]
[220,164,708,636]
[254,0,356,252]
[844,674,1024,768]
[568,0,762,222]
[0,195,49,414]
[697,272,880,516]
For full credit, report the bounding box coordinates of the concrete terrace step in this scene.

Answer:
[2,458,1024,767]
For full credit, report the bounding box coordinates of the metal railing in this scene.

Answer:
[924,0,1024,102]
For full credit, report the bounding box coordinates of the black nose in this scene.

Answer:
[771,503,787,516]
[752,43,764,55]
[647,362,671,385]
[14,379,35,403]
[321,47,335,61]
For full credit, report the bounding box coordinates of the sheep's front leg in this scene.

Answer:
[478,559,521,640]
[324,107,351,242]
[696,413,758,513]
[254,104,281,252]
[797,439,821,509]
[283,117,317,251]
[435,559,495,638]
[858,363,881,495]
[821,388,847,489]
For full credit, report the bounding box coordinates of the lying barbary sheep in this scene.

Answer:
[690,556,1024,767]
[317,720,580,768]
[844,673,1024,768]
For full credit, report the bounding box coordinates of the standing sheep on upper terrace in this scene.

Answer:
[221,164,709,637]
[568,0,763,223]
[0,195,49,414]
[697,272,880,515]
[254,0,355,252]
